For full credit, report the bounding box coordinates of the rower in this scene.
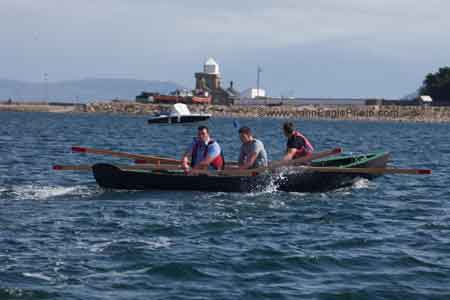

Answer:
[237,126,268,169]
[181,125,224,170]
[282,122,314,161]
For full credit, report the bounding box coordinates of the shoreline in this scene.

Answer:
[1,101,450,123]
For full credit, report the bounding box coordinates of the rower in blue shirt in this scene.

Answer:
[181,126,224,170]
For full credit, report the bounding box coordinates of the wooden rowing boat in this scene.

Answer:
[92,152,391,193]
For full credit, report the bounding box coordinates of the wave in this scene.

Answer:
[22,272,53,282]
[0,287,58,299]
[332,178,375,195]
[6,184,97,201]
[89,237,172,253]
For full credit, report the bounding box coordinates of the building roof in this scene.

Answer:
[205,57,218,66]
[419,95,433,102]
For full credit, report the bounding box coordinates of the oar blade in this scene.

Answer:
[53,164,92,171]
[417,169,432,175]
[71,146,87,153]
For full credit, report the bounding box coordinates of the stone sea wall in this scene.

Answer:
[77,102,450,122]
[2,101,450,122]
[0,102,79,113]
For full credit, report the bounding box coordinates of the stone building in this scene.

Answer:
[195,58,238,105]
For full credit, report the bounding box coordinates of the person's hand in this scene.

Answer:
[181,158,190,170]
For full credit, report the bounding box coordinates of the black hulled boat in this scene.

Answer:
[92,152,390,193]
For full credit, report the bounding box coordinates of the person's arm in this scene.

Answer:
[238,145,245,166]
[282,148,297,161]
[239,152,258,169]
[239,141,260,169]
[195,155,215,169]
[283,136,304,161]
[181,152,190,169]
[181,141,194,169]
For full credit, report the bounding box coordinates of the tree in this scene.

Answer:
[419,67,450,103]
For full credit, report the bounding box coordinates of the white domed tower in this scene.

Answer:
[204,57,220,75]
[195,57,221,91]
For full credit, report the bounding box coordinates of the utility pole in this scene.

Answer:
[44,73,49,102]
[256,66,262,98]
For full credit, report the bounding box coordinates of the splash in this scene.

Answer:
[352,178,372,189]
[243,170,290,196]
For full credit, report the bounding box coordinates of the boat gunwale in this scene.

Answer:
[311,151,389,167]
[119,151,390,177]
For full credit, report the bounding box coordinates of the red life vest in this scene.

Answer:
[291,131,314,159]
[191,139,224,170]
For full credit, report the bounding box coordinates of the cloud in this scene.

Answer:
[1,0,449,97]
[3,0,448,49]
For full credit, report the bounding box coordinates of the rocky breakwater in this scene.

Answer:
[11,100,449,123]
[77,101,161,114]
[202,104,450,122]
[78,102,450,122]
[0,101,81,113]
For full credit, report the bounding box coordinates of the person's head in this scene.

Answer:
[283,122,295,137]
[238,126,253,143]
[197,125,210,142]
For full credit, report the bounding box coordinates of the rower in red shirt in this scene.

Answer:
[282,122,314,161]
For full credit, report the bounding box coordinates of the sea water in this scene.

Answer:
[1,112,449,299]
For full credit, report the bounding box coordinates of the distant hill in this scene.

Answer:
[0,78,184,102]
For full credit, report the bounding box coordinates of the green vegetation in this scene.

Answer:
[420,67,450,102]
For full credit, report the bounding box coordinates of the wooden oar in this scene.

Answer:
[293,166,432,175]
[53,163,243,172]
[190,147,343,176]
[268,147,342,169]
[53,163,184,171]
[135,159,240,166]
[60,147,342,175]
[53,164,92,171]
[191,164,431,177]
[71,146,180,164]
[72,145,238,166]
[53,163,431,176]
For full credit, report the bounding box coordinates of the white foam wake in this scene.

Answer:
[10,184,95,201]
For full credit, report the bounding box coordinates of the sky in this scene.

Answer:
[1,0,449,98]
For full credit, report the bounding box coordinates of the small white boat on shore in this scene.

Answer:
[147,103,211,124]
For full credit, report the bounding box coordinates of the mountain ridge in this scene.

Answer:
[0,78,184,102]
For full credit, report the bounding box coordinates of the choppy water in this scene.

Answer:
[1,112,449,299]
